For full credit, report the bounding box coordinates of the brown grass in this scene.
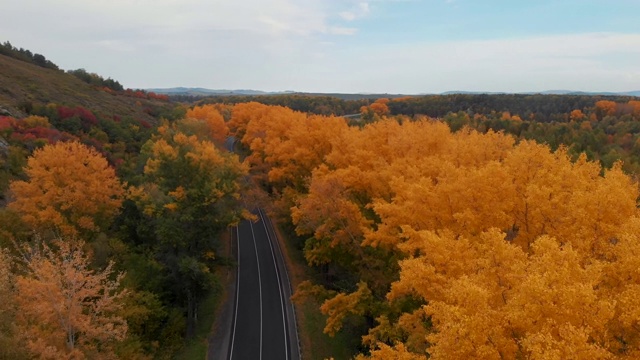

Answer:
[0,54,170,122]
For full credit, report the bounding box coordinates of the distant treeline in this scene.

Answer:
[67,68,124,92]
[192,93,638,120]
[388,94,639,122]
[196,95,370,116]
[0,41,59,70]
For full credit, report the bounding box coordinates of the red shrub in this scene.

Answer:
[0,116,16,130]
[139,119,152,129]
[57,106,76,119]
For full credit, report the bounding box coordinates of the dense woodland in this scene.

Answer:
[0,101,249,358]
[229,100,640,359]
[2,50,640,358]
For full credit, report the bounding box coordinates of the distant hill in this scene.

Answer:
[149,87,410,100]
[145,87,275,96]
[0,53,172,122]
[151,87,640,100]
[442,90,640,97]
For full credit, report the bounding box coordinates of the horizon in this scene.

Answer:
[2,1,639,94]
[145,87,640,96]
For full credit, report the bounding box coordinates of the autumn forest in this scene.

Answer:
[3,47,640,359]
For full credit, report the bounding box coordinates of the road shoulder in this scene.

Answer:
[207,228,237,360]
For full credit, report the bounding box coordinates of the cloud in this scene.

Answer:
[323,32,640,93]
[2,0,334,40]
[329,27,358,35]
[339,11,357,21]
[96,40,135,53]
[2,0,638,93]
[0,0,385,78]
[338,2,371,21]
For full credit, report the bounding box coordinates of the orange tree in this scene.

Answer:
[9,141,123,238]
[14,238,128,359]
[235,107,640,358]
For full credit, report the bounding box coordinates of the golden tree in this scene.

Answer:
[285,117,640,358]
[9,141,123,237]
[594,100,617,118]
[15,239,128,359]
[0,248,27,359]
[184,104,229,145]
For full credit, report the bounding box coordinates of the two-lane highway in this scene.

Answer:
[228,210,299,360]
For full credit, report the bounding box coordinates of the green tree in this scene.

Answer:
[131,121,248,337]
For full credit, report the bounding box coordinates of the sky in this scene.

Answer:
[1,0,639,94]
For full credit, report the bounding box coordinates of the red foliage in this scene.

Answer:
[57,106,98,126]
[0,116,17,130]
[11,132,37,142]
[148,92,169,102]
[24,127,63,144]
[76,107,98,125]
[139,119,152,129]
[57,106,77,120]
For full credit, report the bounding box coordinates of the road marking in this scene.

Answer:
[229,227,240,360]
[249,220,264,360]
[262,210,302,360]
[258,209,289,360]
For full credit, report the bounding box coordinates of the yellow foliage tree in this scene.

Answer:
[234,103,640,358]
[9,141,124,237]
[595,100,617,118]
[184,104,229,145]
[15,239,128,359]
[569,109,586,122]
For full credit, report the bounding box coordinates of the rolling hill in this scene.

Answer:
[0,53,173,122]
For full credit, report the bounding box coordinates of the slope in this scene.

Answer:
[0,54,172,122]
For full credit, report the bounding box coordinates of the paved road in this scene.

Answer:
[228,210,300,360]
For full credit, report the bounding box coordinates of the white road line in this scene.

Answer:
[258,209,289,360]
[263,211,301,360]
[249,220,263,360]
[229,227,240,360]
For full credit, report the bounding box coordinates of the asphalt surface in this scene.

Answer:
[227,210,300,360]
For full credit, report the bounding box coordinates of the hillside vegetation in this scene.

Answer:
[0,54,172,122]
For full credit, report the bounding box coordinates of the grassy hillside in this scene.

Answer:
[0,53,174,122]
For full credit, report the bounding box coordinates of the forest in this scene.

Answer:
[2,64,640,358]
[227,100,640,359]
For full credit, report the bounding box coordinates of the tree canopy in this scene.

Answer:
[9,141,124,237]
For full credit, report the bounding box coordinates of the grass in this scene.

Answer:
[299,300,361,360]
[273,220,361,360]
[175,230,232,360]
[174,281,223,360]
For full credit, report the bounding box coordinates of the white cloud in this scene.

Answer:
[96,40,136,53]
[339,11,357,21]
[338,1,371,21]
[329,27,358,35]
[323,32,640,93]
[1,0,638,93]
